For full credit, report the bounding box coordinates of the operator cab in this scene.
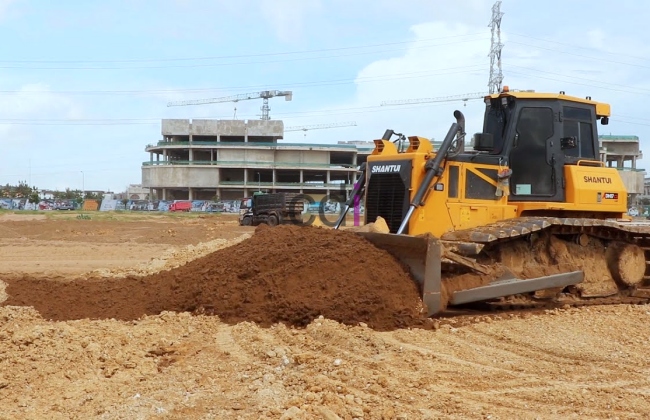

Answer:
[466,87,610,203]
[240,197,252,210]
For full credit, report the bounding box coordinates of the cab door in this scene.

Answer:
[508,105,564,202]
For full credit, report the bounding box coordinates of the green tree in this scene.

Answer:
[0,181,39,200]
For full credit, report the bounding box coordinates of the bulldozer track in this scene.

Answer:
[441,216,650,283]
[440,216,650,245]
[438,217,650,312]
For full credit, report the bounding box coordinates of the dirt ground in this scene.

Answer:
[1,211,650,419]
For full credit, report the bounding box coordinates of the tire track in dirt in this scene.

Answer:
[373,310,650,418]
[403,315,647,375]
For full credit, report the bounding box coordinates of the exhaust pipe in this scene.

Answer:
[448,110,466,157]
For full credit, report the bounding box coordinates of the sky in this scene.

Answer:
[0,0,648,193]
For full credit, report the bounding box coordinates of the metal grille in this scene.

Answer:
[365,173,407,234]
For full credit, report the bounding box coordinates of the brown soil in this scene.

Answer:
[0,214,251,275]
[3,224,427,331]
[2,214,650,418]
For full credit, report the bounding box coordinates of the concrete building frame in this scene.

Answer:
[141,119,373,202]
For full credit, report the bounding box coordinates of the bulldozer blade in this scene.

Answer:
[449,271,584,306]
[355,232,443,316]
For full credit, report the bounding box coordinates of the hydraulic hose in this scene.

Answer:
[333,163,367,229]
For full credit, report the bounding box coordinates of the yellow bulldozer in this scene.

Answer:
[334,87,650,316]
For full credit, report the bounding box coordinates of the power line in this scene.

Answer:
[0,64,485,96]
[0,37,489,70]
[0,33,488,64]
[507,40,650,71]
[506,32,648,62]
[0,102,463,126]
[506,69,647,97]
[2,99,648,127]
[508,65,650,95]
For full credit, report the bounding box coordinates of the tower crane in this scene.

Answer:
[380,92,489,107]
[285,121,357,132]
[285,121,357,139]
[166,90,293,120]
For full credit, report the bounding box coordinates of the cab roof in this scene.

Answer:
[486,87,611,118]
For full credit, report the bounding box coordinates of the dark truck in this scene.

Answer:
[238,192,304,226]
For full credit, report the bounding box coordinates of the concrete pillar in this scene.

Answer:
[216,188,221,200]
[189,149,194,163]
[149,152,153,163]
[188,188,193,200]
[210,149,214,164]
[244,169,248,186]
[326,171,331,185]
[300,170,304,184]
[633,156,637,169]
[272,169,276,185]
[163,149,167,162]
[162,188,167,200]
[156,153,160,163]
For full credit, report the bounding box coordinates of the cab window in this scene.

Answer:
[562,106,595,159]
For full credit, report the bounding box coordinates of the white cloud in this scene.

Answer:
[0,83,80,118]
[0,83,83,167]
[0,0,16,21]
[279,20,492,144]
[280,14,650,164]
[259,0,322,43]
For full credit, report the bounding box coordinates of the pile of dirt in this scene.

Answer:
[3,225,427,331]
[86,233,252,278]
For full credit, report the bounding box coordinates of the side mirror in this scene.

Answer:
[560,136,578,150]
[473,133,494,152]
[601,116,609,125]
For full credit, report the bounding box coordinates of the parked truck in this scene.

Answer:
[238,192,304,226]
[169,200,192,212]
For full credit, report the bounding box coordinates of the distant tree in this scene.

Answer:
[84,191,103,200]
[0,181,39,200]
[53,188,82,201]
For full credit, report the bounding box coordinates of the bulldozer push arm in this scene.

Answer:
[397,112,463,234]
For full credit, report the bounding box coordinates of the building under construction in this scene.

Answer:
[141,118,373,201]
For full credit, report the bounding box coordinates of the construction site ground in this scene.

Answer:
[1,211,650,419]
